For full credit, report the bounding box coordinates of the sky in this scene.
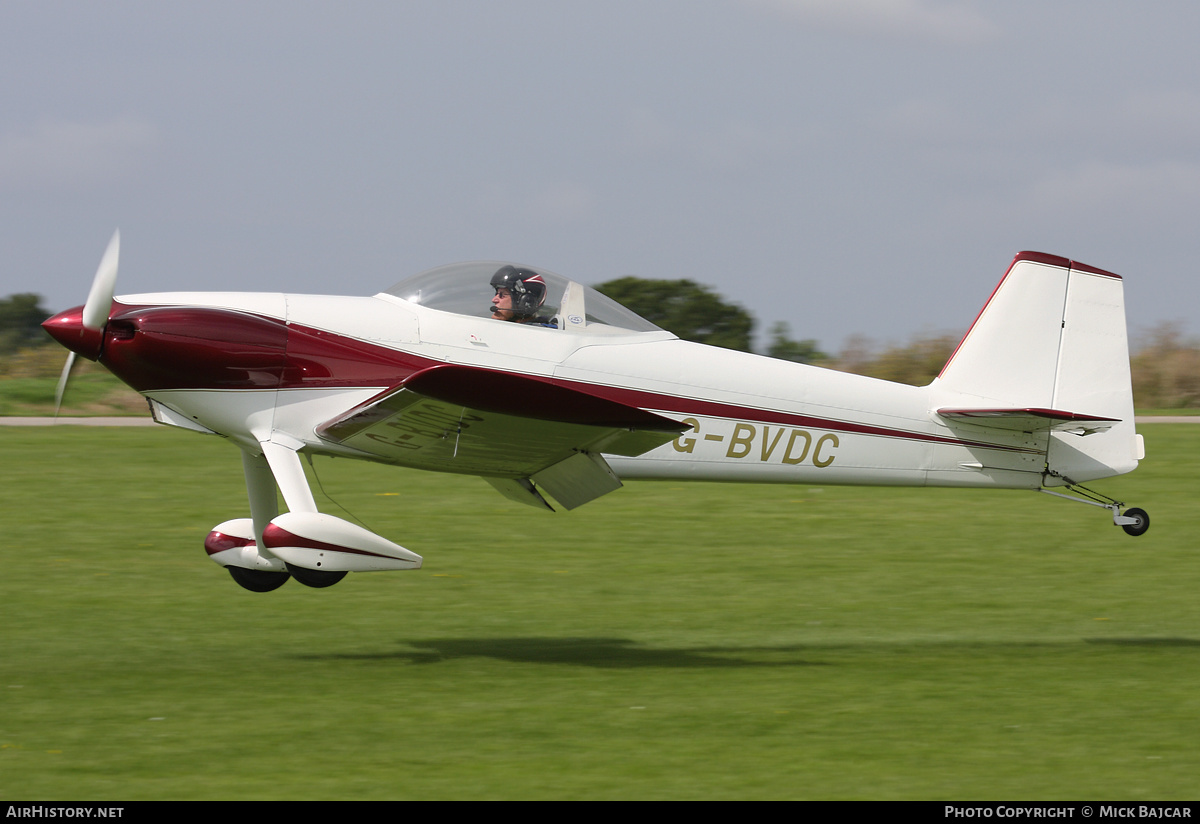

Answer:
[3,0,1198,353]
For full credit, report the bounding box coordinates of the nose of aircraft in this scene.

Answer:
[43,305,106,360]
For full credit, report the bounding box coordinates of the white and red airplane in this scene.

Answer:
[43,232,1148,592]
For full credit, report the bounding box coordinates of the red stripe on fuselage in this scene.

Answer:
[103,301,1039,455]
[549,382,1038,454]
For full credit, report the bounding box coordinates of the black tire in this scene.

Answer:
[285,563,348,589]
[1121,507,1150,537]
[227,566,290,592]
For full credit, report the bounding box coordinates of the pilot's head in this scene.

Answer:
[490,266,547,322]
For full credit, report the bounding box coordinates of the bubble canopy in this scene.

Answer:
[383,261,663,334]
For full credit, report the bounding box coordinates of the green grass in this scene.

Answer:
[0,365,144,416]
[1,424,1198,799]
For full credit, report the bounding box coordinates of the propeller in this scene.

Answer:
[53,352,76,418]
[82,229,120,331]
[52,230,120,417]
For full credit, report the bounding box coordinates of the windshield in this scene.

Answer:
[383,261,663,333]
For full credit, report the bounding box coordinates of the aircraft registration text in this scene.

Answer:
[671,418,839,467]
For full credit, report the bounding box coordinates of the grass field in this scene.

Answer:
[2,423,1198,800]
[0,362,145,417]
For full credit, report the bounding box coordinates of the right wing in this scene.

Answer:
[316,364,689,509]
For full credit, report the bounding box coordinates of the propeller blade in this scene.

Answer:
[81,229,120,331]
[54,351,77,419]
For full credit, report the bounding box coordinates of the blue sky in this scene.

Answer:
[4,1,1198,352]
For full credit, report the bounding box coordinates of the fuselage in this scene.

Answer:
[40,248,1148,589]
[45,287,1054,492]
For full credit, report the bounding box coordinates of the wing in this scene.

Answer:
[316,364,689,509]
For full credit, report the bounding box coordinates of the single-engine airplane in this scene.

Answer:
[44,232,1148,592]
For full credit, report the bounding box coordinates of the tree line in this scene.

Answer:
[4,285,1197,410]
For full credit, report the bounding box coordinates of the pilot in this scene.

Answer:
[489,266,555,326]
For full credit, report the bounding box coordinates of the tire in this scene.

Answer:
[285,563,348,589]
[227,566,290,592]
[1121,507,1150,537]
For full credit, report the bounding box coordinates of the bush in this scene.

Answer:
[1131,322,1200,409]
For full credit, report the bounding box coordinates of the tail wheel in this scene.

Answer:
[285,563,348,588]
[1121,507,1150,537]
[227,566,290,592]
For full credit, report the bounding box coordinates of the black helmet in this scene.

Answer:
[490,266,547,318]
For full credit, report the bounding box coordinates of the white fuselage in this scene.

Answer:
[122,289,1054,492]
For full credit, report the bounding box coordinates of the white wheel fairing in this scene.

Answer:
[204,518,286,571]
[264,512,422,572]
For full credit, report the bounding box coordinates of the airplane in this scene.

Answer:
[43,231,1149,592]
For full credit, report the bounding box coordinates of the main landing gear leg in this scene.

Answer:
[1040,471,1150,537]
[215,438,420,590]
[220,449,291,592]
[259,437,347,588]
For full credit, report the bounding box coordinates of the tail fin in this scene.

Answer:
[932,252,1142,482]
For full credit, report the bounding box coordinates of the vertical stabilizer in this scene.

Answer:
[932,252,1141,483]
[936,253,1070,407]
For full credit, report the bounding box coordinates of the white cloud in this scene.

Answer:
[0,118,158,188]
[745,0,1001,44]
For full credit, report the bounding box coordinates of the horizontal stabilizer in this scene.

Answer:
[937,407,1120,435]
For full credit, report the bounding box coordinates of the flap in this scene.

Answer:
[484,477,555,511]
[532,451,623,510]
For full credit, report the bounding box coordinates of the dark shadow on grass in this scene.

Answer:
[295,637,830,668]
[1085,637,1200,647]
[295,636,1200,669]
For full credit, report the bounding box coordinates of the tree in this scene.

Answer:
[1130,321,1200,409]
[826,332,960,386]
[0,293,52,355]
[766,321,828,364]
[593,277,755,352]
[866,333,960,386]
